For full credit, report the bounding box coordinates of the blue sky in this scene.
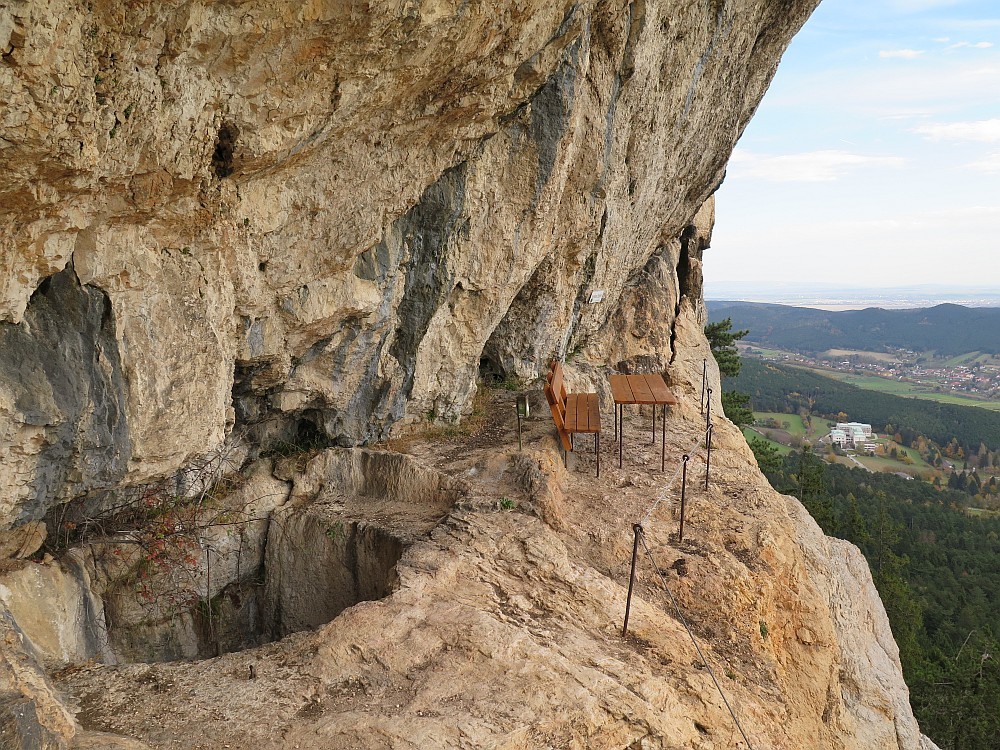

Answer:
[708,0,1000,289]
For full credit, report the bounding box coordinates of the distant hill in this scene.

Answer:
[707,301,1000,355]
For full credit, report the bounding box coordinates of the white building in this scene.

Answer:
[835,422,873,437]
[830,422,875,449]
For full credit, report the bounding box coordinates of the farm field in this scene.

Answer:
[742,345,790,358]
[852,453,928,478]
[742,427,793,455]
[937,351,995,367]
[792,365,1000,411]
[753,411,806,436]
[823,348,899,363]
[747,409,939,478]
[966,507,1000,518]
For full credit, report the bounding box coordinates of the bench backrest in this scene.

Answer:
[545,362,573,451]
[549,361,567,404]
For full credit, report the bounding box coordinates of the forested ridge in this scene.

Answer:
[707,301,1000,355]
[735,350,1000,748]
[729,359,1000,454]
[753,445,1000,749]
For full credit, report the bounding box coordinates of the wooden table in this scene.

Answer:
[609,373,678,470]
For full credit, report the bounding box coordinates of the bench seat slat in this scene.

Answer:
[565,393,600,434]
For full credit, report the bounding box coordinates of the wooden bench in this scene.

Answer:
[544,361,601,476]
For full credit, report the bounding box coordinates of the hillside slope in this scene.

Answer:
[708,301,1000,355]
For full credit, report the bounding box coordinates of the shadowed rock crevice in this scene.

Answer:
[530,49,579,204]
[0,266,130,525]
[388,163,469,398]
[211,121,240,179]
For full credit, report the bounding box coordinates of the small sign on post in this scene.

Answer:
[516,395,530,451]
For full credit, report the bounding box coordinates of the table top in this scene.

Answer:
[609,373,678,406]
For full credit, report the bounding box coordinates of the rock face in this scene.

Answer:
[2,0,818,527]
[27,382,931,750]
[0,1,943,749]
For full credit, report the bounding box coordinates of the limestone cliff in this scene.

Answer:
[2,0,814,527]
[0,1,942,749]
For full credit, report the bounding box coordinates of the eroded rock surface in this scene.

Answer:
[2,0,819,526]
[0,1,942,749]
[45,343,928,749]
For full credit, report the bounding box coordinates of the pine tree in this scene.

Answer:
[704,318,749,378]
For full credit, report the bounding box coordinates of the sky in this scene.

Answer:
[707,0,1000,292]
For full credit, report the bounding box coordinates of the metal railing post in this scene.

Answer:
[679,455,689,542]
[705,424,714,490]
[701,359,707,414]
[622,524,643,637]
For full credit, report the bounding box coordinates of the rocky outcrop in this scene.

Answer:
[0,1,945,749]
[2,0,819,528]
[21,349,931,749]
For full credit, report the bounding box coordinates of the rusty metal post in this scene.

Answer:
[701,359,707,414]
[706,387,712,431]
[705,424,714,490]
[516,395,529,452]
[679,454,689,542]
[622,524,643,637]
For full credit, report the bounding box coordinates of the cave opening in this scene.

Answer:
[7,450,461,666]
[104,518,408,663]
[478,355,506,386]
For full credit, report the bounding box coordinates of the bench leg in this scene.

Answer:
[596,432,600,478]
[652,404,656,444]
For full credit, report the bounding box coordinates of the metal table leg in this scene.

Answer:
[661,401,666,471]
[619,403,624,469]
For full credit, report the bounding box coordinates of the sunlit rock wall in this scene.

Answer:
[0,0,817,525]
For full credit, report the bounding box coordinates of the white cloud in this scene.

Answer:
[914,118,1000,141]
[889,0,962,10]
[968,153,1000,172]
[947,40,995,50]
[879,48,926,58]
[728,150,906,182]
[767,61,1000,119]
[933,36,952,43]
